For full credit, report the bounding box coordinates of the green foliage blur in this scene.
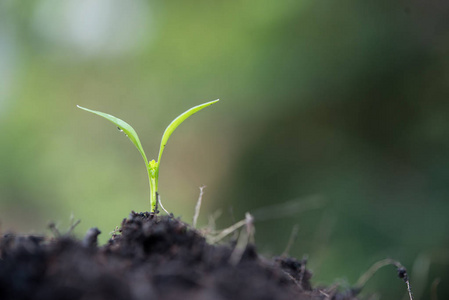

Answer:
[0,1,448,299]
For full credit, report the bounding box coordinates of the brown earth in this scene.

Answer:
[0,211,376,300]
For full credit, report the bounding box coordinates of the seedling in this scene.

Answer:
[77,99,219,213]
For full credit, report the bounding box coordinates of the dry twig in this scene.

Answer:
[193,185,206,228]
[355,258,414,300]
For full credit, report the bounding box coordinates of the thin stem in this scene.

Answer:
[354,259,414,300]
[229,228,248,265]
[193,185,206,228]
[157,192,170,215]
[208,219,247,244]
[149,176,157,212]
[146,168,152,211]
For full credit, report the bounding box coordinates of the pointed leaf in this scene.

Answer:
[157,99,219,165]
[77,105,149,166]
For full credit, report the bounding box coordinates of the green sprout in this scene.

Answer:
[77,99,219,212]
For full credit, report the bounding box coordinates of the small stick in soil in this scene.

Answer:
[48,222,61,238]
[321,283,339,300]
[67,219,81,235]
[431,278,441,300]
[109,226,121,240]
[354,258,414,300]
[157,192,169,215]
[245,213,255,244]
[281,224,299,257]
[282,270,303,290]
[208,218,246,244]
[193,185,206,228]
[229,228,248,265]
[319,289,331,299]
[229,213,255,265]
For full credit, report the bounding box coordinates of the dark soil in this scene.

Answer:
[0,212,359,300]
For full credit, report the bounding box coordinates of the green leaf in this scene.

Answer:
[157,99,219,165]
[77,105,149,166]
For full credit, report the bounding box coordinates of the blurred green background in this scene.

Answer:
[1,0,448,299]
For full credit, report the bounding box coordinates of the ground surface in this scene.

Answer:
[0,212,359,300]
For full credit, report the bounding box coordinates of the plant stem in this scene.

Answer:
[149,176,157,212]
[147,159,159,212]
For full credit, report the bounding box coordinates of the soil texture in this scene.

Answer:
[0,212,359,300]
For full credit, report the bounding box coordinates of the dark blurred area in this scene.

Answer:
[0,1,448,299]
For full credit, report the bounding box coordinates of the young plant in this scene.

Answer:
[77,99,219,213]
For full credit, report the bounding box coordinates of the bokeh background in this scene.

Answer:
[1,0,448,299]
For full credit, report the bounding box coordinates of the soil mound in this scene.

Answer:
[0,212,358,300]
